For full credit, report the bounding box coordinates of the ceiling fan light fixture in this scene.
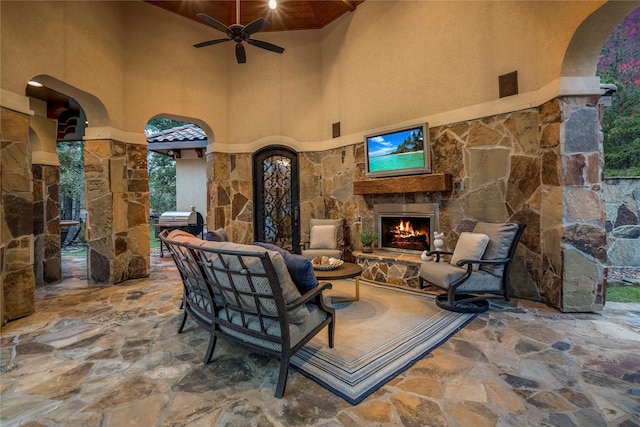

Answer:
[268,0,277,10]
[193,4,285,64]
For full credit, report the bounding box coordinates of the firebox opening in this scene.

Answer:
[374,203,439,254]
[381,216,431,252]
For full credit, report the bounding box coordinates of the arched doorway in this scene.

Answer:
[27,83,87,285]
[555,2,640,310]
[253,146,300,252]
[146,117,209,256]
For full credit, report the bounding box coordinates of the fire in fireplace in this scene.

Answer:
[374,203,439,253]
[381,217,431,251]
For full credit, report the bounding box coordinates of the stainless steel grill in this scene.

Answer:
[154,206,205,256]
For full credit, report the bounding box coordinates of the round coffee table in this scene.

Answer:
[313,262,363,303]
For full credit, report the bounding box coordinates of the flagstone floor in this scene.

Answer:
[1,254,639,427]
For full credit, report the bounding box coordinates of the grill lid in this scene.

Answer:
[158,206,203,225]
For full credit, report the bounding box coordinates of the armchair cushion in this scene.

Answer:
[419,261,502,291]
[449,232,489,271]
[473,222,519,276]
[254,242,319,294]
[310,224,337,249]
[420,261,465,289]
[310,218,344,247]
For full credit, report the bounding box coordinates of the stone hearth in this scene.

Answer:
[354,250,423,289]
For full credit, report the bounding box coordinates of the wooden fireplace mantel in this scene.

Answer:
[353,173,453,195]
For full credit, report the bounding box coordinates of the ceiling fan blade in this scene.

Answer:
[243,18,269,36]
[193,38,231,48]
[235,43,247,64]
[246,39,285,54]
[196,13,230,34]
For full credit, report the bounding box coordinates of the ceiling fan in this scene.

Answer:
[193,0,285,64]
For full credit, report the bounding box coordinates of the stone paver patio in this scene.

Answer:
[1,254,639,426]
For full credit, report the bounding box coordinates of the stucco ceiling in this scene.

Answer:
[145,0,364,32]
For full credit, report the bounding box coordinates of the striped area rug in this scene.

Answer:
[291,279,477,404]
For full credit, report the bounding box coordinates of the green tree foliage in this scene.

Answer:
[57,141,84,218]
[391,129,424,154]
[148,151,176,216]
[597,9,640,177]
[146,118,188,134]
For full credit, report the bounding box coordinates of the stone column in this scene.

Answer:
[32,164,62,285]
[539,100,565,309]
[559,96,607,312]
[211,151,254,244]
[85,139,150,284]
[1,107,36,325]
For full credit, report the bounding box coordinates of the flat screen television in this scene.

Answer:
[364,123,431,178]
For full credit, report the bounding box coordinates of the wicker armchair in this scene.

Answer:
[160,229,335,398]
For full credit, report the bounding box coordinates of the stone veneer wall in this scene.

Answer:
[1,107,36,325]
[210,98,608,311]
[84,140,150,284]
[208,152,255,244]
[603,177,640,282]
[32,164,61,285]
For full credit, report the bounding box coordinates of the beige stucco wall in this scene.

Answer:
[320,1,591,135]
[1,0,622,153]
[176,152,208,219]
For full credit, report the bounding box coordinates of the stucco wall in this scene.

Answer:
[176,153,208,218]
[1,1,612,147]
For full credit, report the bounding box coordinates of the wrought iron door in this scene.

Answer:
[253,146,300,252]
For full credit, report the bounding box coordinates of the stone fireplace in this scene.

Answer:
[212,98,607,311]
[374,203,439,253]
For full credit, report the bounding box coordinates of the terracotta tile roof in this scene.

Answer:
[147,124,208,153]
[147,124,206,143]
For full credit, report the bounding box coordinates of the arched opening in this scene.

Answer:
[558,3,640,309]
[596,7,640,301]
[145,116,210,257]
[27,81,88,284]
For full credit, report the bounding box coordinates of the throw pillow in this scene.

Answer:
[206,228,228,242]
[309,224,337,249]
[254,242,319,294]
[449,232,490,271]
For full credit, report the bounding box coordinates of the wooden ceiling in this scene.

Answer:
[145,0,364,32]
